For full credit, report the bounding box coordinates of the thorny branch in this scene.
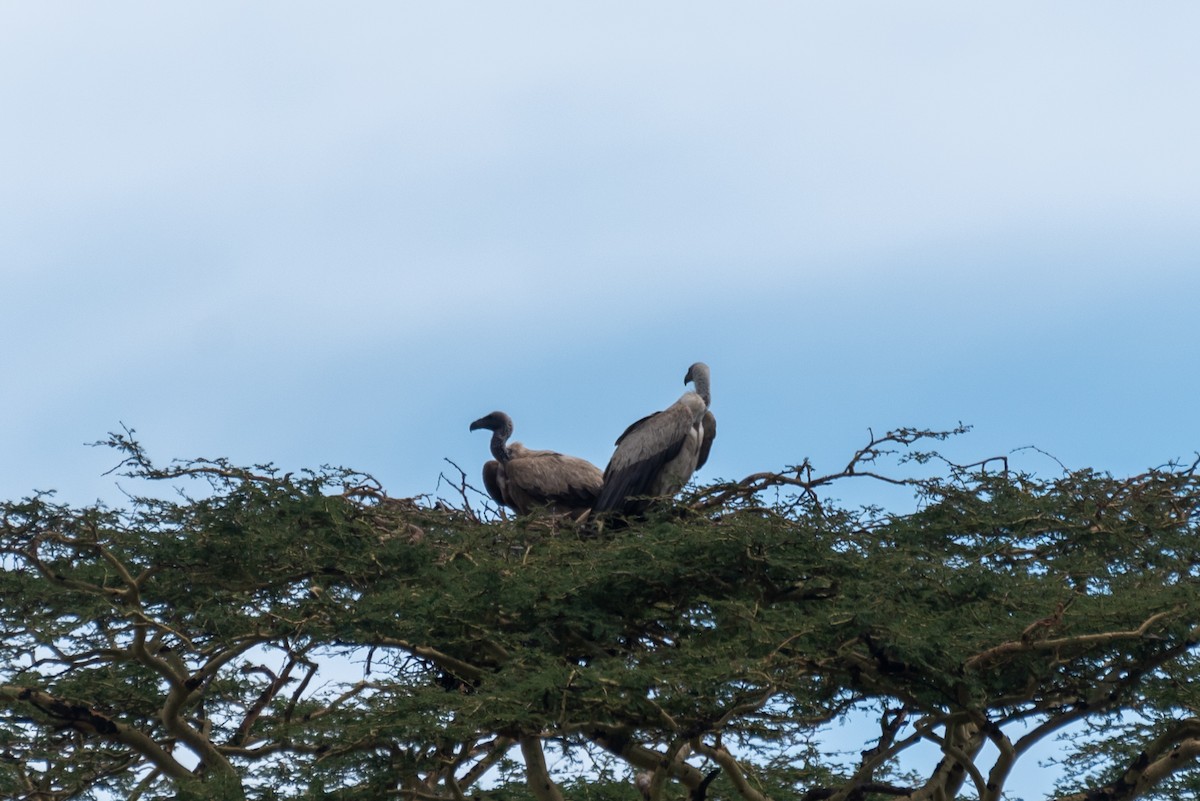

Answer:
[438,458,491,523]
[690,424,985,512]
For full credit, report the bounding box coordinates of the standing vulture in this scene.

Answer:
[469,411,603,516]
[592,362,717,518]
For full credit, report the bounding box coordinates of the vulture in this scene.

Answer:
[592,362,717,518]
[469,411,603,516]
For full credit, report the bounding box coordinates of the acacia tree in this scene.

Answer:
[1,427,1198,801]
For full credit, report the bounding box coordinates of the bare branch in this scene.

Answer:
[964,609,1180,672]
[1,685,193,781]
[1055,721,1200,801]
[691,739,771,801]
[520,735,566,801]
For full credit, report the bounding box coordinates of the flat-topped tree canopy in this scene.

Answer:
[1,426,1199,801]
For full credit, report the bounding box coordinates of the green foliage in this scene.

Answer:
[1,428,1198,801]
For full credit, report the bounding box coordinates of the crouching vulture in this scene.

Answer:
[592,362,716,518]
[469,411,603,516]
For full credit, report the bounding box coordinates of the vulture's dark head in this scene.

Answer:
[469,411,513,435]
[684,362,712,408]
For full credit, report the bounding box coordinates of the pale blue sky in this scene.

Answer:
[4,1,1199,493]
[4,4,1198,509]
[2,3,1199,795]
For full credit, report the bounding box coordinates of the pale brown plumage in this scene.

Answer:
[469,411,603,516]
[593,362,716,518]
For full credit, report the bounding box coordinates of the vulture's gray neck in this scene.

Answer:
[689,364,712,408]
[490,417,514,463]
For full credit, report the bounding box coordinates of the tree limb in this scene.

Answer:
[691,739,771,801]
[520,735,565,801]
[1,685,193,782]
